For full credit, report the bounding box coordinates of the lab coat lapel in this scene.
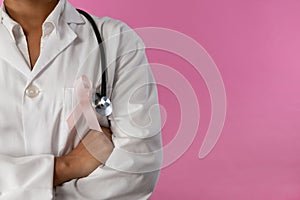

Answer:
[0,25,31,77]
[28,1,85,80]
[29,23,77,80]
[0,0,85,79]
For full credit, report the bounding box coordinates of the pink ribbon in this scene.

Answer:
[66,75,103,133]
[66,76,162,173]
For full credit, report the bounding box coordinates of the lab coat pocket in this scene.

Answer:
[63,87,89,142]
[63,87,75,121]
[54,88,76,156]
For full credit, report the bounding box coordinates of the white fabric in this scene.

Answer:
[0,0,162,199]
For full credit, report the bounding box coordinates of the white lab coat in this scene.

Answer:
[0,0,162,199]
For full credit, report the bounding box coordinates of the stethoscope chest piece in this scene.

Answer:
[94,96,112,116]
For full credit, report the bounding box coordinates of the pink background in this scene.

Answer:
[70,0,300,199]
[2,0,300,199]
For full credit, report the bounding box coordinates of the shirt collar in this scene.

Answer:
[0,0,85,41]
[43,0,65,34]
[0,3,19,42]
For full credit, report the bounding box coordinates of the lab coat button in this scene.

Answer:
[25,85,40,98]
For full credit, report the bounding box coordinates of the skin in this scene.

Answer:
[4,0,58,68]
[3,0,114,187]
[54,128,113,186]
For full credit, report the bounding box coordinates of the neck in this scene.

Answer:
[4,0,59,34]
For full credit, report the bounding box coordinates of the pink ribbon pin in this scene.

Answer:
[66,75,103,133]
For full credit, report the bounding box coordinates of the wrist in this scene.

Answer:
[53,156,77,187]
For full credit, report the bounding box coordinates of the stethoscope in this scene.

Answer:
[77,9,112,117]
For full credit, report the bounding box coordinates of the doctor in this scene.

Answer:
[0,0,162,199]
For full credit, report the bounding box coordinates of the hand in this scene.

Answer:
[54,127,114,186]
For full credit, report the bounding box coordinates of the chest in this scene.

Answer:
[26,31,42,69]
[0,41,107,157]
[0,21,117,155]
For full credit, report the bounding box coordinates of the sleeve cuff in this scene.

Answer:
[0,154,55,199]
[104,146,163,173]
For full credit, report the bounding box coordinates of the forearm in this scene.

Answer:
[54,128,114,187]
[54,156,79,187]
[55,167,160,200]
